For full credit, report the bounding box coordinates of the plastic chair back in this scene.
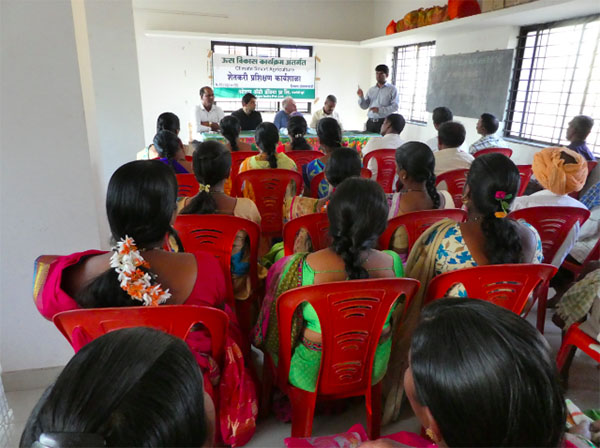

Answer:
[283,213,330,256]
[472,147,513,158]
[363,149,397,193]
[53,305,228,362]
[176,173,199,197]
[277,278,420,438]
[233,169,303,238]
[173,214,260,300]
[286,150,323,170]
[309,168,372,199]
[508,206,590,264]
[424,263,557,314]
[435,169,469,208]
[557,323,600,376]
[379,209,467,252]
[230,151,260,188]
[516,165,533,196]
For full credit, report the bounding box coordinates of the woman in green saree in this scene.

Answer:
[253,178,405,392]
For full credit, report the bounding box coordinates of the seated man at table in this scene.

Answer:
[361,113,406,181]
[310,95,342,130]
[231,93,263,131]
[566,115,595,161]
[425,106,453,152]
[433,121,474,176]
[273,97,297,130]
[192,86,224,139]
[469,112,508,155]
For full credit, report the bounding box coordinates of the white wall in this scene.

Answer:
[0,0,102,372]
[133,1,375,143]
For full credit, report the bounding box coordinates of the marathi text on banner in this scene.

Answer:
[212,54,316,100]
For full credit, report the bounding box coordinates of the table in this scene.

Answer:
[200,131,380,153]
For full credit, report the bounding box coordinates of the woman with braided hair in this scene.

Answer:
[381,153,544,424]
[385,142,456,260]
[253,178,404,392]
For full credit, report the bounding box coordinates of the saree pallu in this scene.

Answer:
[382,219,457,424]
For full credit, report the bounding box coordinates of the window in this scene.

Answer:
[392,41,436,124]
[506,15,600,155]
[211,41,312,114]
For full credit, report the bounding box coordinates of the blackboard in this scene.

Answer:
[426,49,514,120]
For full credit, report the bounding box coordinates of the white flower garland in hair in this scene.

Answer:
[109,236,171,306]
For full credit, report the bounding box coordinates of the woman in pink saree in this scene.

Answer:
[33,160,256,446]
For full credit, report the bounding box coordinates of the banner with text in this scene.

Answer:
[212,53,315,100]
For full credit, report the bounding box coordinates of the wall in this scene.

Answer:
[133,1,375,143]
[0,0,102,372]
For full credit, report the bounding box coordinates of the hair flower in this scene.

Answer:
[495,191,506,200]
[493,191,513,219]
[494,211,508,219]
[110,235,171,306]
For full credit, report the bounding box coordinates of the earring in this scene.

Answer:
[461,197,468,205]
[425,428,439,443]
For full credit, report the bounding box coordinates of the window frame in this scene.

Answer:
[505,14,600,154]
[391,41,436,125]
[210,40,313,114]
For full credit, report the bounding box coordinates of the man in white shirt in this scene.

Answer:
[192,86,224,138]
[469,113,508,154]
[434,121,474,176]
[361,113,405,181]
[425,106,453,152]
[511,147,589,267]
[310,95,342,130]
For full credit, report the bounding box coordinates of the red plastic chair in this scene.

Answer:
[472,147,513,158]
[435,169,469,208]
[556,323,600,380]
[363,149,397,193]
[424,263,557,314]
[309,168,372,199]
[173,214,260,336]
[562,239,600,279]
[229,151,258,190]
[283,213,330,256]
[516,165,533,196]
[176,173,199,197]
[508,206,591,332]
[379,209,467,253]
[286,150,323,170]
[53,305,228,362]
[269,278,420,439]
[233,169,303,239]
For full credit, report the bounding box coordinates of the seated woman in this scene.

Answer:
[220,115,254,152]
[284,115,312,152]
[254,178,404,392]
[239,122,296,172]
[363,299,566,448]
[21,328,213,448]
[153,129,193,174]
[137,112,186,160]
[238,122,297,200]
[512,147,589,267]
[35,160,256,445]
[386,142,456,260]
[303,117,343,197]
[280,148,362,258]
[381,153,544,422]
[178,140,262,300]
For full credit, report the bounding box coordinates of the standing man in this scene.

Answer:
[193,86,224,138]
[274,97,297,130]
[231,93,263,131]
[357,64,399,134]
[310,94,342,129]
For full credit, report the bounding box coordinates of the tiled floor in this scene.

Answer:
[3,307,599,448]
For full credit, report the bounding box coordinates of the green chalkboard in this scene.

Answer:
[426,49,514,119]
